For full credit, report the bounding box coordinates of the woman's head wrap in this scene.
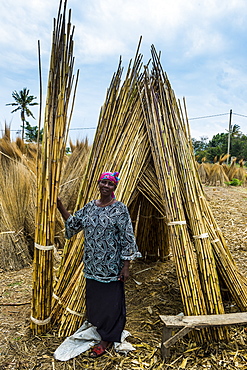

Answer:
[98,172,120,198]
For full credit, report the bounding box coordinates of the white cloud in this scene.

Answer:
[1,0,247,143]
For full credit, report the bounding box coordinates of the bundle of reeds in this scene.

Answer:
[198,158,211,184]
[140,51,234,340]
[134,193,168,261]
[31,0,79,334]
[52,40,155,336]
[0,129,35,269]
[222,158,237,180]
[208,155,229,186]
[50,40,247,343]
[59,139,90,214]
[233,159,246,184]
[140,57,213,342]
[0,166,32,270]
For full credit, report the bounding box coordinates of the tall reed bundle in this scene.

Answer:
[140,57,215,343]
[139,49,239,340]
[170,99,247,312]
[31,0,79,334]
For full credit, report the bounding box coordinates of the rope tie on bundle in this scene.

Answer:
[52,293,62,305]
[34,243,54,251]
[66,307,84,317]
[167,221,186,226]
[193,233,209,239]
[30,315,51,325]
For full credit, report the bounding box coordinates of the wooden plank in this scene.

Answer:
[160,312,247,328]
[161,327,172,359]
[163,325,193,348]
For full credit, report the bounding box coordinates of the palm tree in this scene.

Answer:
[6,88,38,140]
[231,124,241,138]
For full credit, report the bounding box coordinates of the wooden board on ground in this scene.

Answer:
[160,312,247,360]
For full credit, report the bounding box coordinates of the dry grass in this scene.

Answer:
[198,162,210,184]
[0,134,35,270]
[208,162,229,186]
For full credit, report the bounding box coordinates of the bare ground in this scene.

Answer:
[1,185,247,369]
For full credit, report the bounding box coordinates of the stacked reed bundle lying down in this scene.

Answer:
[31,0,79,334]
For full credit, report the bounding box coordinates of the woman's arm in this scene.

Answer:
[57,197,71,220]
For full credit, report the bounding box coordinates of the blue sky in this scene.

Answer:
[0,0,247,144]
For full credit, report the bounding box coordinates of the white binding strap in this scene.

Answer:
[52,292,62,304]
[66,307,84,317]
[30,315,51,325]
[34,242,54,251]
[167,221,186,226]
[0,231,15,235]
[193,233,209,239]
[211,238,220,243]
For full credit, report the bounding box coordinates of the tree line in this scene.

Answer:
[192,124,247,163]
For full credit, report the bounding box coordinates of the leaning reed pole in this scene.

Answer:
[31,0,79,334]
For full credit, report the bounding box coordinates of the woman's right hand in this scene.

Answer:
[57,197,71,220]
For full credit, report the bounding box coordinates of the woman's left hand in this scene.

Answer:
[119,261,130,282]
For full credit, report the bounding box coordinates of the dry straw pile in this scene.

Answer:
[197,156,247,186]
[0,126,35,270]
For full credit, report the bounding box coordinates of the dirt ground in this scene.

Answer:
[1,185,247,369]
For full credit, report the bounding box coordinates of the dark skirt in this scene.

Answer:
[86,278,126,342]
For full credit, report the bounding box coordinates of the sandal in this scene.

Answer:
[89,342,112,358]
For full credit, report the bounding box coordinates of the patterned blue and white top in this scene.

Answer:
[65,200,141,283]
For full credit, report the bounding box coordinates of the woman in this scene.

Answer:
[57,171,141,358]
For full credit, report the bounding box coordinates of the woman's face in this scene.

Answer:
[98,180,116,197]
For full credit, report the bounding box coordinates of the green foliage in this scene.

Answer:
[25,122,43,142]
[192,124,247,162]
[225,178,243,186]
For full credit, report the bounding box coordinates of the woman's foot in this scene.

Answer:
[89,341,112,358]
